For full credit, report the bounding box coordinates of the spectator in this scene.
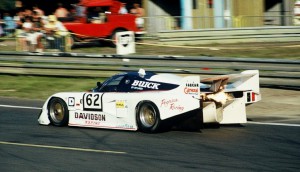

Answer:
[19,14,44,52]
[15,0,23,11]
[44,15,69,51]
[14,11,26,51]
[72,4,86,17]
[14,10,25,30]
[24,9,33,17]
[294,0,300,25]
[3,13,16,36]
[44,15,68,35]
[130,3,145,29]
[130,3,144,17]
[119,3,128,14]
[55,3,69,20]
[22,16,33,35]
[0,17,4,37]
[31,11,45,52]
[21,16,33,51]
[87,7,106,23]
[33,5,45,17]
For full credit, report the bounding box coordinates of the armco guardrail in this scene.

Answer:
[0,52,299,88]
[158,26,300,45]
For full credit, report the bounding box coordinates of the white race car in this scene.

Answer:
[38,69,261,133]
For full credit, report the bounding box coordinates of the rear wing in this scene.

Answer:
[169,71,261,124]
[201,70,260,94]
[200,70,261,124]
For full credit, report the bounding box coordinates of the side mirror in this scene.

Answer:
[97,82,102,87]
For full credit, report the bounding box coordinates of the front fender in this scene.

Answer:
[38,97,51,125]
[38,92,86,125]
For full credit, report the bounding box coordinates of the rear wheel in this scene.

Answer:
[136,101,161,133]
[48,98,69,126]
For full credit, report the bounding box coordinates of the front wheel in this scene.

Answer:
[48,98,69,126]
[136,101,161,133]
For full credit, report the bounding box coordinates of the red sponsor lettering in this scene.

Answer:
[184,87,199,94]
[161,99,184,112]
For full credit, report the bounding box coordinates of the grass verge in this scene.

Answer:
[0,39,300,59]
[0,75,103,100]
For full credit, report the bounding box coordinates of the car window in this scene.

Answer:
[99,75,125,92]
[107,76,124,86]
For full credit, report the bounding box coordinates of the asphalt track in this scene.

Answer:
[0,96,299,172]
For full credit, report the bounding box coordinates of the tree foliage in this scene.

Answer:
[0,0,15,11]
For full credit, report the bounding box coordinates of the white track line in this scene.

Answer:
[248,121,300,127]
[0,141,126,154]
[0,104,41,110]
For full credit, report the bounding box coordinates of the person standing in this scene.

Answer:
[31,11,45,52]
[130,3,145,29]
[0,15,4,37]
[130,3,144,17]
[54,3,69,21]
[119,3,128,14]
[33,5,45,17]
[3,13,16,36]
[294,0,300,25]
[22,16,33,51]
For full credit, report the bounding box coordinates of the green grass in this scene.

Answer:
[70,41,300,59]
[0,40,300,99]
[0,75,104,100]
[1,39,300,59]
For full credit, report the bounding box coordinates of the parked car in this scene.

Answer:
[63,0,144,47]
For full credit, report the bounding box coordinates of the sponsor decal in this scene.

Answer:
[116,101,125,108]
[117,124,134,129]
[118,34,133,47]
[85,121,101,125]
[131,80,160,90]
[75,112,106,121]
[161,98,184,112]
[83,93,102,110]
[184,83,199,95]
[68,97,75,106]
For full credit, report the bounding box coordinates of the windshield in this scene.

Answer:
[97,75,126,92]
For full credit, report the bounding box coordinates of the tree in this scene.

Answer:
[0,0,15,11]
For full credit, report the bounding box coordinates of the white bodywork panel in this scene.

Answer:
[38,76,201,131]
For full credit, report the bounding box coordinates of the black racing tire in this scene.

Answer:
[48,98,69,126]
[109,28,127,47]
[136,101,161,133]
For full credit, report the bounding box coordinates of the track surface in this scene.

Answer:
[0,88,300,171]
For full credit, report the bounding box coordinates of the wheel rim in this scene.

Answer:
[139,104,156,127]
[49,101,65,123]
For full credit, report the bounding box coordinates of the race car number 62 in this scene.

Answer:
[83,93,102,110]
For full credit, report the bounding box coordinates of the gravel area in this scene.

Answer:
[247,88,300,124]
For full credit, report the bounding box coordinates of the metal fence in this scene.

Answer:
[0,52,299,88]
[157,26,300,45]
[15,32,72,53]
[143,15,296,34]
[0,15,299,51]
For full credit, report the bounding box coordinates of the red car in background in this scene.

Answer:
[63,0,144,46]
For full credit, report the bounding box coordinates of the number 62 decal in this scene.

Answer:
[83,93,103,110]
